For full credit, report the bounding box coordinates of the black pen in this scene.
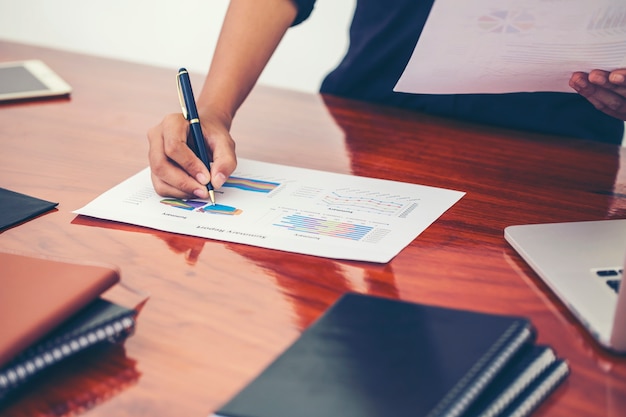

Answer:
[176,68,215,205]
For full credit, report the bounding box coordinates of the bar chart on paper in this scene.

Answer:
[274,214,374,241]
[74,159,464,262]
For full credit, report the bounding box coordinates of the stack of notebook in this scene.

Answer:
[0,252,138,401]
[211,292,568,417]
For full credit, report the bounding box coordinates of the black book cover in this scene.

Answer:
[0,187,58,231]
[212,292,535,417]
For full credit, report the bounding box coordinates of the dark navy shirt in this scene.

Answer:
[291,0,623,144]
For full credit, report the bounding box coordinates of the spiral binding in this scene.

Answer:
[507,361,570,417]
[477,348,556,417]
[427,324,534,417]
[0,316,134,391]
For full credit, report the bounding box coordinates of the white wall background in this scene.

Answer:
[2,1,624,144]
[0,0,355,93]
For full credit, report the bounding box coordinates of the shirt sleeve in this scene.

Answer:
[290,0,316,26]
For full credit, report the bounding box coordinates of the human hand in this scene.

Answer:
[569,69,626,121]
[147,112,236,199]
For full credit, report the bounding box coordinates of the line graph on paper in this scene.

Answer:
[318,188,420,218]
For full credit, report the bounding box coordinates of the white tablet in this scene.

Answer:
[0,59,72,102]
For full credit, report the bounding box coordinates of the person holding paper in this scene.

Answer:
[570,71,626,123]
[147,0,626,199]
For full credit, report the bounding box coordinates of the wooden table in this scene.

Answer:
[1,40,625,417]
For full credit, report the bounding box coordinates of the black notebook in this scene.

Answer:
[0,187,58,231]
[496,359,569,417]
[0,298,136,401]
[211,292,537,417]
[464,344,568,417]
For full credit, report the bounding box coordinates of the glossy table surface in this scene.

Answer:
[1,40,625,417]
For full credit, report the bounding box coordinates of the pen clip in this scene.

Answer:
[176,69,189,120]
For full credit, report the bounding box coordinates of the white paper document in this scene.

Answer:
[74,159,464,263]
[394,0,626,94]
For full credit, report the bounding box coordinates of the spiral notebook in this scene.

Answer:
[211,293,547,417]
[0,297,136,400]
[0,251,120,368]
[464,344,569,417]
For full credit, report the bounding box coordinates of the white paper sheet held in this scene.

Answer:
[394,0,626,94]
[74,159,464,263]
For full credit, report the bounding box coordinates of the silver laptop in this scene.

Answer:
[505,219,626,353]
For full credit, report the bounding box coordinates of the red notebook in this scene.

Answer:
[0,251,120,367]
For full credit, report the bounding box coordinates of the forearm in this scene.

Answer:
[196,0,298,126]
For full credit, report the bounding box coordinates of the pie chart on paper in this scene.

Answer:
[477,10,535,33]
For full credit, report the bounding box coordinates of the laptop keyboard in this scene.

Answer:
[595,268,623,293]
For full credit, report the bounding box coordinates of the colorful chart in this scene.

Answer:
[160,199,207,210]
[478,10,535,33]
[223,177,280,193]
[274,214,373,241]
[160,199,241,215]
[198,204,242,215]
